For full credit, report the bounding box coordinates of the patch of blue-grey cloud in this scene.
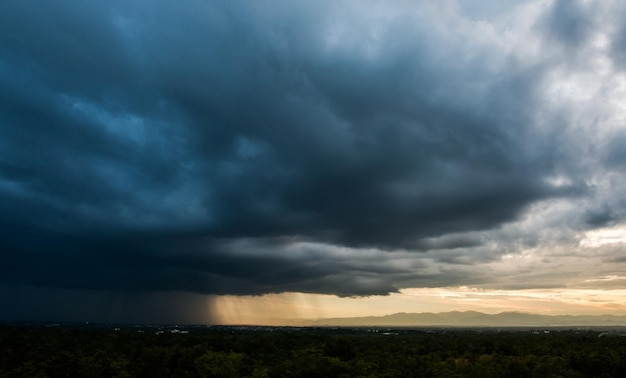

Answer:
[1,0,626,320]
[542,0,595,48]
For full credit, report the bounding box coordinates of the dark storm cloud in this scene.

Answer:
[603,130,626,172]
[583,205,619,227]
[0,0,607,307]
[541,0,595,48]
[609,4,626,69]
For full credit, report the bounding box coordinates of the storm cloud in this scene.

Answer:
[1,0,626,320]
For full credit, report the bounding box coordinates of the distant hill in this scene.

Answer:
[289,311,626,327]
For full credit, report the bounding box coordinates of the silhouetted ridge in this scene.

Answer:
[302,311,626,327]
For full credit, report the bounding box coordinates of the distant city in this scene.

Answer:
[5,310,626,330]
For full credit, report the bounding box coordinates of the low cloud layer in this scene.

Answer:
[1,1,626,320]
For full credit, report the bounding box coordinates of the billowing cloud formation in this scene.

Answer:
[1,0,626,316]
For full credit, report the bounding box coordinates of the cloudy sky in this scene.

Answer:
[2,0,626,324]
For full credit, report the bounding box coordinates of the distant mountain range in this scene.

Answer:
[286,311,626,327]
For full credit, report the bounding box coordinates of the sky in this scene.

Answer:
[1,0,626,325]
